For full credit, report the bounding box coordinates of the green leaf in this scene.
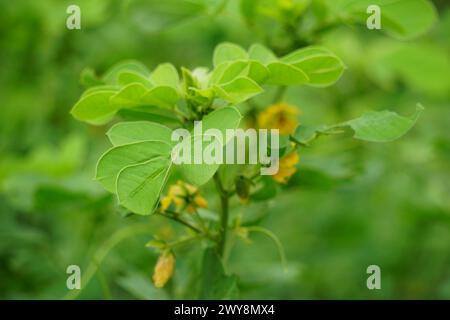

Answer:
[118,71,153,87]
[117,157,171,215]
[210,60,269,85]
[81,85,119,98]
[118,108,181,126]
[214,77,263,104]
[211,61,249,85]
[176,106,242,186]
[110,83,149,108]
[265,62,309,85]
[248,60,269,83]
[141,86,179,109]
[199,249,238,299]
[281,47,345,87]
[102,60,150,85]
[107,121,174,146]
[248,43,277,64]
[339,105,424,142]
[70,90,118,125]
[150,63,179,89]
[95,141,172,193]
[213,42,248,67]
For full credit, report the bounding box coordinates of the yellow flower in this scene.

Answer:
[160,180,208,213]
[258,103,300,135]
[272,150,300,184]
[152,252,175,288]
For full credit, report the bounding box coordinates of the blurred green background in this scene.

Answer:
[0,0,449,299]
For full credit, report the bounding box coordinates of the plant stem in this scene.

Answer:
[214,173,229,257]
[157,210,203,234]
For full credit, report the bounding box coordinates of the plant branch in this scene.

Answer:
[156,210,203,234]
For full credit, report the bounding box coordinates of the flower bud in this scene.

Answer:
[152,252,175,288]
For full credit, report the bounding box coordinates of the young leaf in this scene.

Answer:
[211,61,249,85]
[248,43,277,64]
[265,62,309,85]
[248,60,269,83]
[141,86,179,109]
[95,140,172,193]
[213,42,248,67]
[281,47,345,87]
[70,90,118,125]
[118,71,153,87]
[117,157,171,215]
[214,77,263,104]
[107,121,174,146]
[150,63,179,89]
[102,60,151,85]
[110,83,149,108]
[339,105,424,142]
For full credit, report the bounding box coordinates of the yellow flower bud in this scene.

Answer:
[152,252,175,288]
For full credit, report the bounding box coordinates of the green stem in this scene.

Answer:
[247,226,287,271]
[214,173,229,257]
[166,235,202,249]
[157,210,203,234]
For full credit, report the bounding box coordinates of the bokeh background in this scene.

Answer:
[0,0,449,299]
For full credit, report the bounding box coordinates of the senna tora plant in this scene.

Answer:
[70,42,422,297]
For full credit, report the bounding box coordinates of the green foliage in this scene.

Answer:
[94,106,241,214]
[1,0,448,301]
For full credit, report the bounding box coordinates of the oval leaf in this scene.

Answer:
[71,90,118,125]
[107,121,174,146]
[341,105,424,142]
[95,140,172,192]
[117,157,171,215]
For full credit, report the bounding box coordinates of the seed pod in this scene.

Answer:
[152,251,175,288]
[235,175,250,202]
